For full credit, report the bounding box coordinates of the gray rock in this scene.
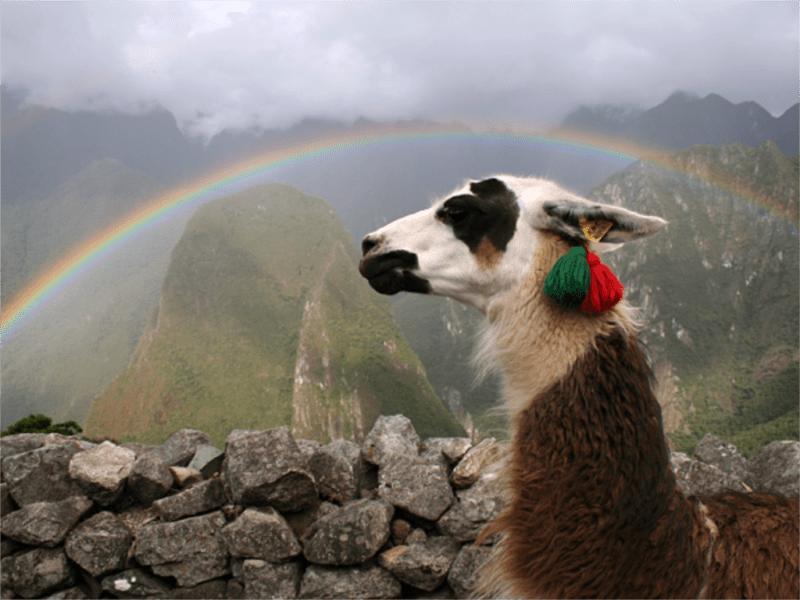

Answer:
[362,415,421,466]
[406,528,428,545]
[187,444,224,479]
[379,456,454,521]
[296,439,323,462]
[128,452,174,505]
[2,440,86,506]
[133,511,230,587]
[68,441,136,506]
[65,511,132,577]
[0,496,93,547]
[302,498,394,565]
[243,560,301,599]
[673,459,749,495]
[222,427,316,511]
[222,507,302,561]
[447,545,493,598]
[694,433,755,489]
[0,433,48,460]
[155,429,213,467]
[450,438,503,488]
[170,466,203,488]
[309,439,365,503]
[1,482,16,516]
[153,477,227,521]
[44,586,89,599]
[2,555,16,597]
[750,440,800,497]
[378,536,461,592]
[421,438,472,466]
[227,579,245,600]
[100,568,172,598]
[299,563,401,599]
[437,473,504,542]
[12,547,76,599]
[166,579,229,599]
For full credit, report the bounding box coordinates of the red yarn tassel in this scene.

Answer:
[581,251,624,313]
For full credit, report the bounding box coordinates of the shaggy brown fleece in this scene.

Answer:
[479,329,799,599]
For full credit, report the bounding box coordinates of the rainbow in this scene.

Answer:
[1,124,795,340]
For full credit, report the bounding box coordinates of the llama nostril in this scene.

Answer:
[361,236,379,256]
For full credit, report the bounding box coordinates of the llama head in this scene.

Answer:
[359,175,666,314]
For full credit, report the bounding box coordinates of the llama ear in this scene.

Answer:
[541,199,667,244]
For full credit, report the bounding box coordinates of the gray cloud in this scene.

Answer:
[2,1,797,139]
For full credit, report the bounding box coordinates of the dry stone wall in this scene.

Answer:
[1,415,797,599]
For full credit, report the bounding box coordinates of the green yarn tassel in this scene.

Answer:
[544,246,591,310]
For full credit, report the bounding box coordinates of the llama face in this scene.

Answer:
[360,177,539,312]
[359,175,666,313]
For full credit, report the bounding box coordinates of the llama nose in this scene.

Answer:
[361,235,381,257]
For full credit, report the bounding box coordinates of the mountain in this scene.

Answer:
[1,159,189,428]
[592,140,799,455]
[83,183,464,448]
[561,91,799,157]
[1,97,196,206]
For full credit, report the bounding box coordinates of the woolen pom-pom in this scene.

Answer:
[581,250,624,312]
[544,246,591,309]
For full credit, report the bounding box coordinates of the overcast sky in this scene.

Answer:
[2,1,798,140]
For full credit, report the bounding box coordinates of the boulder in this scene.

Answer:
[437,473,504,542]
[378,536,461,592]
[152,476,227,521]
[421,437,472,467]
[65,511,132,577]
[11,547,76,599]
[222,507,302,562]
[673,458,749,495]
[750,440,800,497]
[243,560,302,599]
[154,429,213,467]
[449,438,503,488]
[1,496,93,547]
[222,427,316,511]
[447,545,493,597]
[127,452,174,505]
[68,441,136,506]
[693,433,755,489]
[362,415,420,466]
[379,456,454,521]
[186,444,224,478]
[100,568,172,599]
[302,498,394,565]
[2,441,86,506]
[298,563,401,599]
[133,511,230,587]
[309,439,365,503]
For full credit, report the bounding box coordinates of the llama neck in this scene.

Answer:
[489,325,707,598]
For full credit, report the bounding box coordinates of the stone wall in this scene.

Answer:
[1,415,797,599]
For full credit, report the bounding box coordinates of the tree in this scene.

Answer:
[1,413,83,437]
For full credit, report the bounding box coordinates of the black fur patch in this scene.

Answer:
[358,250,431,295]
[437,177,520,255]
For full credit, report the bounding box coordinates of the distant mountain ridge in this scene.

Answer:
[561,91,799,157]
[84,183,465,447]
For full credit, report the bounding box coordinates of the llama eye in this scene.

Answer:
[442,207,468,225]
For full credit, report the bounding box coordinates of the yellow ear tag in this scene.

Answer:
[579,217,613,243]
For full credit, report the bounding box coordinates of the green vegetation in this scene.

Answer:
[669,348,799,457]
[2,414,83,437]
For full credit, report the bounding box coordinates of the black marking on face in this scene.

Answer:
[436,177,520,257]
[358,250,431,295]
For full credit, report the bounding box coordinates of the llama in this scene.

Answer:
[359,175,799,599]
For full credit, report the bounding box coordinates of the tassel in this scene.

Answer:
[581,250,624,312]
[544,246,591,310]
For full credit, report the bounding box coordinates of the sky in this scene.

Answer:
[2,1,798,140]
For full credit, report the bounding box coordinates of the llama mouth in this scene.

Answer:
[358,250,431,295]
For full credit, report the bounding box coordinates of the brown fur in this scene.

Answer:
[475,233,799,598]
[476,236,503,269]
[478,328,799,598]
